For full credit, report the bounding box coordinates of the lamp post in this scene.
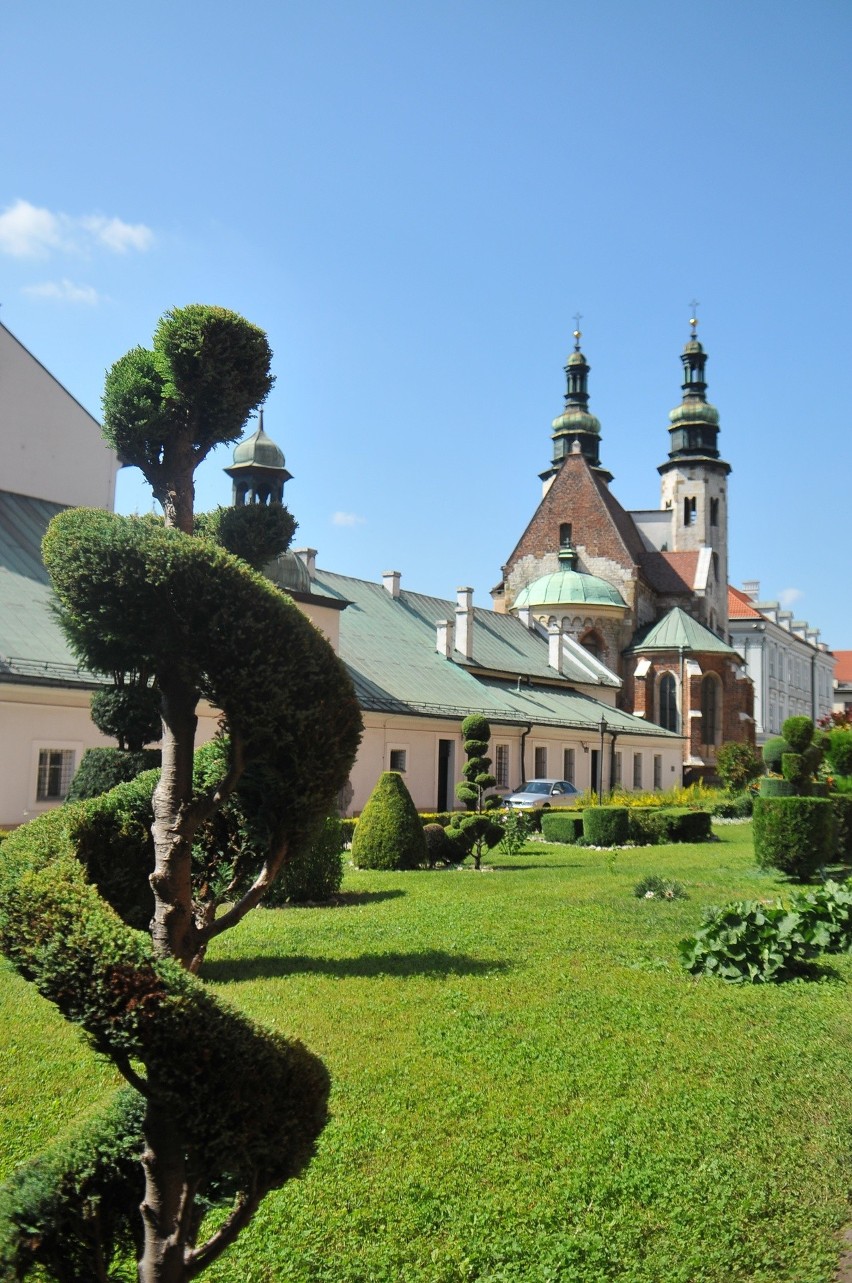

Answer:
[598,714,608,803]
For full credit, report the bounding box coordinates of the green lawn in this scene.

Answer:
[3,823,852,1282]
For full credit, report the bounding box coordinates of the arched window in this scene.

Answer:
[701,674,722,745]
[658,672,678,732]
[580,628,604,661]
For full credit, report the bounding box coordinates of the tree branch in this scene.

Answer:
[185,1183,264,1277]
[113,1051,150,1097]
[185,730,245,830]
[196,837,288,947]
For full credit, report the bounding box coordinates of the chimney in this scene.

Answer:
[294,547,317,577]
[742,580,760,600]
[548,622,564,674]
[517,607,534,629]
[383,570,401,598]
[455,586,474,660]
[436,618,455,658]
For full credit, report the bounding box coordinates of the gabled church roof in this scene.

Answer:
[504,448,648,577]
[627,607,737,655]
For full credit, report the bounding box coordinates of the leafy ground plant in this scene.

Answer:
[680,878,852,983]
[634,874,688,900]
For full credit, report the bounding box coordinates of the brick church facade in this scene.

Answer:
[492,319,755,781]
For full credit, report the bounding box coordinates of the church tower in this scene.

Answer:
[540,325,612,491]
[658,316,731,634]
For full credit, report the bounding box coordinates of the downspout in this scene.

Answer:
[520,723,533,785]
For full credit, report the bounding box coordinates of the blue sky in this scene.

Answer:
[3,0,851,645]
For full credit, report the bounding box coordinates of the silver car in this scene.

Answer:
[505,779,580,809]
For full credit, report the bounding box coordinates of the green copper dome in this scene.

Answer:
[264,550,311,594]
[231,417,286,471]
[668,400,720,426]
[551,409,601,436]
[513,569,626,610]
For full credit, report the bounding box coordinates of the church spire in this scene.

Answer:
[662,309,725,464]
[542,320,612,485]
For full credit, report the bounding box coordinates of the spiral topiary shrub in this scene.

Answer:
[583,807,629,846]
[351,772,427,870]
[753,796,837,880]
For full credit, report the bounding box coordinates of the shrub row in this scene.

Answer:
[539,807,713,847]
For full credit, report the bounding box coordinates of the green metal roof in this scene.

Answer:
[513,569,626,610]
[312,568,676,738]
[0,492,103,686]
[628,607,737,655]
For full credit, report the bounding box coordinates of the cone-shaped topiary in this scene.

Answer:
[351,771,427,870]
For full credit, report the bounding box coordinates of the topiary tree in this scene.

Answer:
[351,771,427,870]
[826,728,852,777]
[0,307,363,1282]
[715,741,761,793]
[455,714,499,812]
[445,813,504,870]
[761,717,825,796]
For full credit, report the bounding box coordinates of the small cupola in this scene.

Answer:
[225,408,293,506]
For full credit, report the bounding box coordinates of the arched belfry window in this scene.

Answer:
[701,674,722,745]
[658,672,678,732]
[684,496,697,526]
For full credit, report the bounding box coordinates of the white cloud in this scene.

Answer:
[22,278,104,305]
[778,587,803,609]
[81,214,154,253]
[0,200,65,258]
[332,511,366,527]
[0,198,154,259]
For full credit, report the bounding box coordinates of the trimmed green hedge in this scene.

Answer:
[66,748,162,802]
[758,777,796,798]
[541,812,584,843]
[627,808,713,845]
[264,816,344,904]
[831,795,852,862]
[351,772,427,870]
[583,807,629,846]
[753,796,837,880]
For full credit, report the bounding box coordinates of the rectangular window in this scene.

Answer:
[534,746,547,778]
[495,744,509,788]
[710,498,719,526]
[613,752,622,786]
[768,647,775,678]
[633,753,643,789]
[36,748,76,802]
[389,748,407,773]
[653,755,662,790]
[563,747,575,784]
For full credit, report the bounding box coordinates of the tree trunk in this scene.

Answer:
[150,675,200,967]
[138,1097,192,1283]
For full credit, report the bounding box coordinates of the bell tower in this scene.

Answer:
[224,408,292,506]
[658,312,731,633]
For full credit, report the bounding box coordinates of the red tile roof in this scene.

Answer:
[728,585,762,620]
[834,650,852,683]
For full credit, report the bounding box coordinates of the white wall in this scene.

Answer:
[0,686,221,828]
[0,324,118,510]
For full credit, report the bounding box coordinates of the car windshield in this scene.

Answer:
[521,782,551,795]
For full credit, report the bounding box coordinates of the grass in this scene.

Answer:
[3,824,852,1281]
